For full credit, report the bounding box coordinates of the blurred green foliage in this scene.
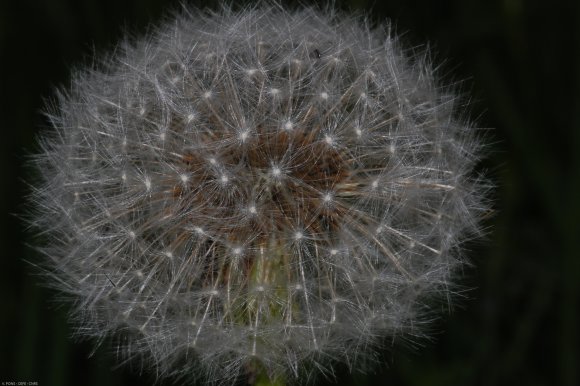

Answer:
[1,0,578,385]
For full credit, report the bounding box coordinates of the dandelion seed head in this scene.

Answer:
[29,3,489,385]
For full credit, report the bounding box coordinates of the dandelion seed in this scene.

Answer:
[324,134,334,145]
[322,192,333,203]
[239,130,249,142]
[144,177,151,191]
[209,289,219,297]
[271,166,282,177]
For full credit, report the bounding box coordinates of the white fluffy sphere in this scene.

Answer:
[31,4,487,385]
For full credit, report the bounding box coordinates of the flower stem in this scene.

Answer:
[254,371,285,386]
[247,358,285,386]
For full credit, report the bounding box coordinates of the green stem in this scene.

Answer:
[254,370,285,386]
[245,242,288,386]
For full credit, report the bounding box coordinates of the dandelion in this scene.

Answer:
[29,3,488,385]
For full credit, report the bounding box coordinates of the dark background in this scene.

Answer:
[1,0,578,385]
